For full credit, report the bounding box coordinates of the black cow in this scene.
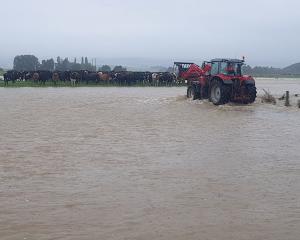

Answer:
[3,72,8,85]
[20,71,34,81]
[61,71,71,83]
[113,71,149,86]
[70,71,81,86]
[159,72,176,86]
[31,70,52,84]
[39,70,52,84]
[81,71,100,84]
[3,70,20,85]
[113,71,129,86]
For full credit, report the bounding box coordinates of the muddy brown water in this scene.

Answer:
[1,78,300,240]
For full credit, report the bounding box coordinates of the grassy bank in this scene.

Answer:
[0,81,185,88]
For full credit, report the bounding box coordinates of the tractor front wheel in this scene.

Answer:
[187,86,199,100]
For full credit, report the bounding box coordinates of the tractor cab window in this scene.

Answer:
[220,62,227,75]
[230,63,243,76]
[210,62,219,75]
[182,64,190,71]
[236,64,243,76]
[223,62,243,76]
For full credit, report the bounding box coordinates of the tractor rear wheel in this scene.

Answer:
[209,80,231,105]
[246,85,257,104]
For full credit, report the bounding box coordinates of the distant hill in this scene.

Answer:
[282,63,300,74]
[243,62,300,77]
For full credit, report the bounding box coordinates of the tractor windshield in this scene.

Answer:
[226,62,243,76]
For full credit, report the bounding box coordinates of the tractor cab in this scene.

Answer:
[209,58,245,77]
[173,62,194,78]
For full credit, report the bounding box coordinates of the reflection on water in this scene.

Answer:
[0,78,300,240]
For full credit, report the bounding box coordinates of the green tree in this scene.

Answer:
[80,57,84,70]
[40,58,55,71]
[242,65,252,75]
[62,58,70,71]
[72,63,81,71]
[13,55,39,71]
[113,65,127,72]
[99,65,111,72]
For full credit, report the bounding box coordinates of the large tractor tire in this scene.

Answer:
[245,85,257,104]
[201,86,209,99]
[209,80,231,105]
[187,85,200,100]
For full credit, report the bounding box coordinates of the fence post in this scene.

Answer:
[285,91,290,107]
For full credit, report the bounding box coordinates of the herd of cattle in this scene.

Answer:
[3,70,183,86]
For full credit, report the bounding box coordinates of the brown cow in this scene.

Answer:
[98,72,112,85]
[32,72,39,83]
[52,72,60,85]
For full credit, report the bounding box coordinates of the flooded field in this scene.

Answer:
[0,78,300,240]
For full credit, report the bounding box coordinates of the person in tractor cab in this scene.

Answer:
[226,63,236,76]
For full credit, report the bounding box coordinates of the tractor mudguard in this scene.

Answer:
[244,79,255,85]
[223,80,233,85]
[211,76,232,85]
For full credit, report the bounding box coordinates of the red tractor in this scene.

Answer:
[174,58,257,105]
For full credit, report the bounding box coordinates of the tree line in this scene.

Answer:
[13,55,127,72]
[242,64,300,77]
[10,55,300,77]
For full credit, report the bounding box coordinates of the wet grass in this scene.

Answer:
[261,89,277,104]
[0,81,113,88]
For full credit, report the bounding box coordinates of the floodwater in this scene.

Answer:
[0,78,300,240]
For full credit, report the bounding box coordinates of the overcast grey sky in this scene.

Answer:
[1,0,300,68]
